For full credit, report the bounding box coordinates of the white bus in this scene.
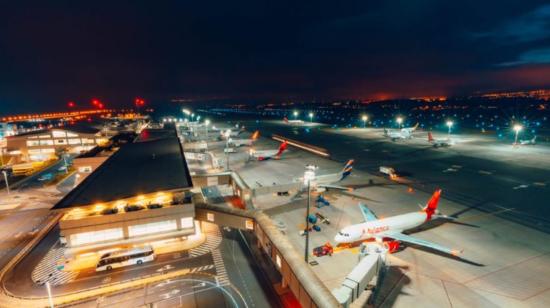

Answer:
[96,246,155,271]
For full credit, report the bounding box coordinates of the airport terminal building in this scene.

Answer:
[5,126,108,162]
[52,129,196,255]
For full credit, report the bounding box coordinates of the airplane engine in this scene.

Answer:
[383,240,401,253]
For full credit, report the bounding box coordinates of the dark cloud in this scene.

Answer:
[0,1,549,114]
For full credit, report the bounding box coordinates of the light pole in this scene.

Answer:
[396,117,403,129]
[293,111,299,120]
[446,120,454,137]
[303,165,316,263]
[308,112,314,123]
[513,124,522,146]
[46,281,54,308]
[2,170,9,195]
[62,154,68,174]
[224,129,231,170]
[204,119,210,139]
[361,115,368,128]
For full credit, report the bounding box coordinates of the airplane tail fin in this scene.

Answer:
[340,159,354,181]
[428,132,434,142]
[423,189,442,219]
[275,141,288,158]
[251,130,260,141]
[283,117,289,123]
[533,136,537,143]
[412,123,419,131]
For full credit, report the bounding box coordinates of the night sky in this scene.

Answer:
[1,1,550,114]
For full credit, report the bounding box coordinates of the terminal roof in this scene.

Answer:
[52,133,192,209]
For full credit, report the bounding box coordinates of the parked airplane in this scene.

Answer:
[249,140,288,161]
[383,123,419,141]
[220,128,245,138]
[428,132,454,147]
[334,189,463,256]
[283,117,304,125]
[519,136,537,145]
[228,131,260,147]
[294,159,354,192]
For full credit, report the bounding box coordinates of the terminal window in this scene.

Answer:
[180,217,194,229]
[128,220,177,237]
[70,228,124,246]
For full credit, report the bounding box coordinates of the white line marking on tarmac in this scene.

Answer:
[513,184,529,190]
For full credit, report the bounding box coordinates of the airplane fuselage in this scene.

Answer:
[335,211,427,243]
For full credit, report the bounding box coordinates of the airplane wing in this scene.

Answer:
[359,202,378,222]
[383,231,462,256]
[317,184,352,191]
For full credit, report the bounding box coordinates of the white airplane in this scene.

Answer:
[519,136,536,145]
[428,132,454,147]
[294,160,354,192]
[383,123,419,141]
[249,140,288,161]
[283,117,304,125]
[227,131,259,147]
[334,189,462,256]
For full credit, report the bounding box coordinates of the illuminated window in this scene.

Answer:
[180,217,194,229]
[67,132,78,137]
[26,140,40,147]
[81,138,95,144]
[78,166,92,173]
[52,130,67,138]
[245,219,254,230]
[39,139,54,145]
[70,228,123,246]
[39,134,51,139]
[207,213,214,222]
[41,148,55,153]
[68,138,81,145]
[128,220,177,237]
[276,254,282,269]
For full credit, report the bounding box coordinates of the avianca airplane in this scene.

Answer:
[519,136,537,145]
[294,159,354,192]
[334,189,463,255]
[228,131,259,147]
[283,117,304,125]
[249,141,288,161]
[384,123,419,141]
[428,132,454,147]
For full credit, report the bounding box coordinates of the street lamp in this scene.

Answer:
[191,113,195,121]
[204,119,210,139]
[303,164,317,263]
[446,120,454,136]
[513,124,523,145]
[46,281,54,308]
[361,115,368,128]
[224,129,232,170]
[2,170,9,195]
[293,111,299,119]
[308,112,314,123]
[396,117,403,129]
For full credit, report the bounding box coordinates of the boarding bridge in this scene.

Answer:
[332,244,387,307]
